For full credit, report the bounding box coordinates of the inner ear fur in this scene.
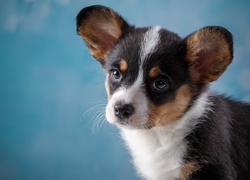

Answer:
[185,26,233,83]
[76,5,129,65]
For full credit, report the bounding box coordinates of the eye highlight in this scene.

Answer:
[152,78,170,92]
[110,69,122,81]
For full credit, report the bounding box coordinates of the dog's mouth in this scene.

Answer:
[110,115,149,129]
[115,119,152,130]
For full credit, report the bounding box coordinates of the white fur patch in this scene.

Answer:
[121,90,212,180]
[140,26,161,63]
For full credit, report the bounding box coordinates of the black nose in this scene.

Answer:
[114,102,134,120]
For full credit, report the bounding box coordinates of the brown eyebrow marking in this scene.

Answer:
[149,66,161,78]
[119,59,128,72]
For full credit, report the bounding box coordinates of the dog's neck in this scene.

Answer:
[121,89,212,180]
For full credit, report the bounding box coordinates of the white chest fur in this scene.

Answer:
[121,91,211,180]
[122,126,186,180]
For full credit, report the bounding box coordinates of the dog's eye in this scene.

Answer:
[111,69,122,81]
[153,79,169,92]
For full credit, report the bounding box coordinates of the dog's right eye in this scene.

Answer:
[110,69,122,81]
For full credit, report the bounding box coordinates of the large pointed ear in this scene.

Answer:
[76,5,129,66]
[184,26,233,84]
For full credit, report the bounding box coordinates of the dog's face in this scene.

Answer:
[76,5,233,129]
[103,26,190,129]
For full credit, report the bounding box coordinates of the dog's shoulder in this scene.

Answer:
[185,93,250,179]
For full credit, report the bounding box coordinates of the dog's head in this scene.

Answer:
[76,5,233,129]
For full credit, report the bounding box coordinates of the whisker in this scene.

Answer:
[81,103,106,121]
[90,105,107,133]
[80,100,108,133]
[98,114,107,130]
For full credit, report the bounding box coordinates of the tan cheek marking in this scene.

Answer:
[146,85,191,127]
[179,161,199,180]
[105,74,111,100]
[149,66,161,78]
[119,59,128,72]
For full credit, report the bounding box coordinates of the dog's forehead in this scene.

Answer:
[107,26,182,69]
[107,27,148,67]
[106,26,185,90]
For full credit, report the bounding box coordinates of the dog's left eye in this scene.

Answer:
[111,69,122,81]
[153,79,169,92]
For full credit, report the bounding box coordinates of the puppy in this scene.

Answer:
[76,5,250,180]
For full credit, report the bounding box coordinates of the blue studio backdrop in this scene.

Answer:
[0,0,250,179]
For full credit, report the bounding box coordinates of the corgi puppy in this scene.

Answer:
[76,5,250,180]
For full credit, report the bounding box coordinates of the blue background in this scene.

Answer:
[0,0,250,179]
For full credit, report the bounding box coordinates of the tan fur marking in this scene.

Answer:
[179,161,199,180]
[149,66,161,78]
[146,85,191,127]
[119,59,128,72]
[186,27,232,83]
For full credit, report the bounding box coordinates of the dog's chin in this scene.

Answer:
[106,115,150,130]
[115,121,150,130]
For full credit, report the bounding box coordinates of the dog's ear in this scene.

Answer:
[184,26,233,84]
[76,5,129,66]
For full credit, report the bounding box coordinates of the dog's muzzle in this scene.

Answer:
[114,101,135,124]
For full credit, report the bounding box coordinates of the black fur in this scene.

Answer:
[186,95,250,180]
